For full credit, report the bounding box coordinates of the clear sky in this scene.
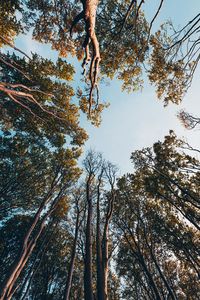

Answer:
[15,0,200,175]
[82,0,200,175]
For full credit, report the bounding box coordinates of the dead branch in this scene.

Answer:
[147,0,164,43]
[70,0,100,116]
[177,109,200,129]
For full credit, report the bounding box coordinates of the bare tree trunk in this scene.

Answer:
[5,216,49,300]
[102,192,115,300]
[123,230,162,300]
[102,233,109,300]
[84,177,94,300]
[0,175,64,300]
[96,174,105,300]
[0,202,48,300]
[102,204,112,299]
[100,163,117,300]
[138,254,162,300]
[0,172,61,300]
[5,226,44,299]
[64,209,80,300]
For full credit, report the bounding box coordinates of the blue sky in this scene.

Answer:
[83,0,200,174]
[15,0,200,174]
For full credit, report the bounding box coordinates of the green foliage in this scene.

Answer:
[0,0,23,46]
[0,52,88,148]
[1,2,200,299]
[113,132,200,299]
[24,0,81,57]
[149,29,188,105]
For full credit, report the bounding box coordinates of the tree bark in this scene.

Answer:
[96,175,105,300]
[102,191,115,300]
[84,176,94,300]
[64,208,80,300]
[0,200,49,300]
[71,0,100,114]
[0,173,62,300]
[123,230,162,300]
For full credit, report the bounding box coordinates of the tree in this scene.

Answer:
[78,151,119,300]
[178,110,200,130]
[64,186,85,300]
[0,142,81,300]
[2,1,200,114]
[112,131,200,299]
[149,13,200,105]
[0,52,87,145]
[114,170,200,299]
[1,2,200,299]
[82,151,102,300]
[23,0,167,114]
[0,51,87,298]
[0,212,85,300]
[131,131,200,230]
[0,0,23,47]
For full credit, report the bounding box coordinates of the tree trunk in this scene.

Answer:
[0,175,59,300]
[149,247,177,300]
[0,211,45,300]
[84,177,94,300]
[102,191,115,300]
[4,219,47,300]
[96,177,105,300]
[0,179,63,300]
[138,253,162,300]
[64,210,80,300]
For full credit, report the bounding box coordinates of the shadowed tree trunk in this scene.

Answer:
[0,171,66,300]
[96,170,105,300]
[102,192,114,300]
[144,231,177,300]
[64,194,83,300]
[123,228,162,300]
[84,175,94,300]
[101,163,117,300]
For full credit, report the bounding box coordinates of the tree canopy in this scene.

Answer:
[0,1,200,300]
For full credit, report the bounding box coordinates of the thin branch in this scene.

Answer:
[0,54,31,80]
[0,35,31,60]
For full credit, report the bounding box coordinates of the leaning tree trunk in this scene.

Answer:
[20,235,51,300]
[0,194,50,300]
[6,223,46,300]
[138,253,162,300]
[148,244,177,299]
[0,178,62,300]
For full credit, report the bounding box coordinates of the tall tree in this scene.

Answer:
[113,132,200,299]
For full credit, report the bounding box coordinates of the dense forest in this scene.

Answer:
[0,1,200,299]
